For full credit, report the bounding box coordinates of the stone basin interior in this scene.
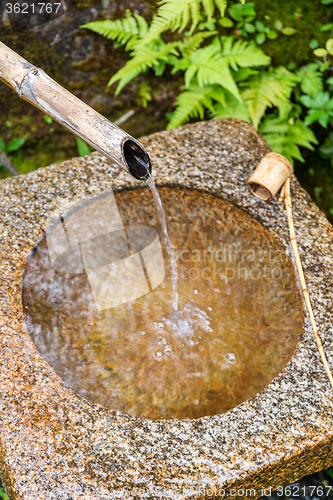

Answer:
[22,187,304,420]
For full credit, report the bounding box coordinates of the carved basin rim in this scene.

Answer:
[0,118,333,500]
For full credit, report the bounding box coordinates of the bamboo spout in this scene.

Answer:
[0,41,151,180]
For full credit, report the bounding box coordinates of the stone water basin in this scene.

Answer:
[0,119,333,500]
[23,187,303,420]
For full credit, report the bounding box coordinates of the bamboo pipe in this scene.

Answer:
[0,41,151,180]
[248,153,333,389]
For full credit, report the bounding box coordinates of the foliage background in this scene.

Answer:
[1,0,333,221]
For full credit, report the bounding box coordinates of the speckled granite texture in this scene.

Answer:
[0,118,333,500]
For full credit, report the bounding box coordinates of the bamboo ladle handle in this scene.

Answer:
[248,153,333,388]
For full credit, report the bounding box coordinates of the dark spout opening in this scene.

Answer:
[123,139,151,181]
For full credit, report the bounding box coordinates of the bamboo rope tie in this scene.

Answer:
[283,177,333,388]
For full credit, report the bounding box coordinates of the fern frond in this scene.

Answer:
[264,135,304,164]
[212,92,251,121]
[275,100,294,121]
[81,11,148,49]
[179,31,217,57]
[167,85,225,129]
[259,115,317,163]
[134,13,149,37]
[138,0,200,46]
[109,43,179,93]
[185,43,240,98]
[201,0,214,21]
[274,66,299,97]
[184,37,272,102]
[258,120,290,135]
[214,0,227,16]
[222,37,271,70]
[241,69,297,129]
[296,63,323,97]
[284,120,317,149]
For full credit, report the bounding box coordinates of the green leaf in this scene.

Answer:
[76,138,94,156]
[313,48,328,57]
[219,17,234,28]
[320,23,333,31]
[267,30,278,40]
[304,109,330,127]
[319,133,333,158]
[44,114,53,124]
[0,487,8,500]
[255,21,265,32]
[309,39,319,49]
[244,23,256,33]
[321,0,333,4]
[300,91,333,109]
[255,33,266,44]
[7,138,25,152]
[320,61,330,71]
[326,38,333,55]
[299,95,314,108]
[326,76,333,89]
[282,27,296,36]
[0,139,6,152]
[300,92,333,128]
[296,64,323,96]
[274,20,283,31]
[228,3,256,22]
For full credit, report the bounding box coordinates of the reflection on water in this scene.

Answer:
[23,188,303,419]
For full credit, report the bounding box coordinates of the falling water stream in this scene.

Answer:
[147,176,178,310]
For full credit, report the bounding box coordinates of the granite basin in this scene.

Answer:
[0,118,333,500]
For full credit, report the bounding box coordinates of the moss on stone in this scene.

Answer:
[255,0,330,67]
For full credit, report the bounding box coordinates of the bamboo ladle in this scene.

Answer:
[248,152,333,389]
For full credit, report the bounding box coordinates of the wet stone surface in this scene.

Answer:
[23,187,303,420]
[0,119,333,500]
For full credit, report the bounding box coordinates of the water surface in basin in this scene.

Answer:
[23,187,303,419]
